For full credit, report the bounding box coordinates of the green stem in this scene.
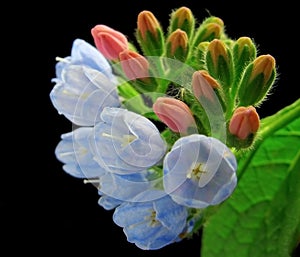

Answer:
[151,57,170,93]
[237,98,300,180]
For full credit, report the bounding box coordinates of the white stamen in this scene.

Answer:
[55,56,70,63]
[59,151,74,157]
[83,179,100,184]
[101,133,136,147]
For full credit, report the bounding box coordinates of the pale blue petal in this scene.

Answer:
[163,134,237,208]
[55,127,106,178]
[98,195,123,210]
[154,196,187,232]
[70,39,114,80]
[50,65,120,126]
[54,39,115,81]
[98,172,153,201]
[112,194,187,250]
[113,202,153,227]
[91,107,167,174]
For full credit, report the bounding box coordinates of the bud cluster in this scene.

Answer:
[89,6,276,149]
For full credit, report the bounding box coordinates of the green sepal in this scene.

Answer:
[117,80,140,100]
[181,88,211,136]
[165,42,189,62]
[186,41,209,70]
[160,128,181,151]
[238,64,276,106]
[169,16,195,39]
[206,50,234,90]
[117,80,159,120]
[136,29,165,56]
[232,38,257,85]
[192,16,224,47]
[226,128,257,150]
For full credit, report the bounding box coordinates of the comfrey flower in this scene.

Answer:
[55,127,106,179]
[113,191,188,250]
[97,170,164,202]
[97,169,165,210]
[50,39,120,126]
[163,134,237,209]
[90,107,167,174]
[53,38,115,80]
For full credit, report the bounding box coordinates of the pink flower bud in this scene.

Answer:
[91,25,128,60]
[192,70,220,102]
[153,97,197,134]
[119,49,150,81]
[229,106,260,140]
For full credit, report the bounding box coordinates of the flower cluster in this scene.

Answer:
[50,6,276,250]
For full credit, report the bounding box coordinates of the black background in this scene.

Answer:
[4,0,299,256]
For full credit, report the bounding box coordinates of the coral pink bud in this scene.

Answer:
[153,97,197,134]
[91,25,128,60]
[119,49,150,81]
[229,106,260,140]
[192,70,220,102]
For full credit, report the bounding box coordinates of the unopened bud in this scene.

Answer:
[192,70,220,102]
[166,29,189,62]
[238,54,276,106]
[191,41,210,70]
[91,25,128,60]
[202,16,224,27]
[136,10,165,56]
[233,37,257,78]
[169,6,195,38]
[229,106,260,140]
[206,39,234,87]
[119,49,150,81]
[193,16,224,46]
[153,97,197,135]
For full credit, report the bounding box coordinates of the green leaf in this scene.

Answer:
[201,110,300,256]
[266,150,300,256]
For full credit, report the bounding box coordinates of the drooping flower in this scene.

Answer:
[112,191,188,250]
[55,127,106,179]
[53,38,115,82]
[97,170,164,202]
[50,39,120,126]
[163,134,237,209]
[50,65,121,126]
[90,107,167,174]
